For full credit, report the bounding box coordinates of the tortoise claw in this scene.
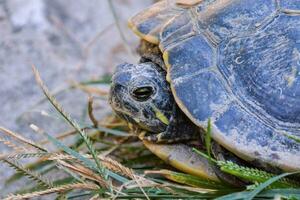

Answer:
[143,132,179,143]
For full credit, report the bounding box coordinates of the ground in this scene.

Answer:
[0,0,152,196]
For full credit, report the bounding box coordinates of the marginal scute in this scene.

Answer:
[160,13,190,40]
[166,35,215,81]
[129,0,185,44]
[214,103,300,171]
[159,13,195,50]
[196,0,276,40]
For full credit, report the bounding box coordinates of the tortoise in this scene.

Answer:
[109,0,300,181]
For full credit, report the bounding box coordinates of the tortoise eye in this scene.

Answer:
[132,86,154,101]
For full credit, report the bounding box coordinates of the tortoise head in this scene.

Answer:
[109,62,174,133]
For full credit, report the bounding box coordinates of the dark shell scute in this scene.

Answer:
[160,13,191,42]
[218,14,300,129]
[214,103,300,166]
[137,17,162,36]
[160,13,195,50]
[197,0,276,40]
[215,104,273,147]
[172,71,230,123]
[167,35,215,81]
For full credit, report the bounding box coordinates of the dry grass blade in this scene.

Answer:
[48,14,83,53]
[107,0,126,43]
[84,23,114,56]
[42,151,155,198]
[0,126,46,152]
[88,95,99,127]
[0,152,49,160]
[31,65,108,180]
[72,83,109,96]
[3,158,53,188]
[0,137,26,152]
[76,23,114,70]
[98,115,127,128]
[100,137,130,157]
[101,156,135,179]
[4,183,99,200]
[42,153,135,180]
[89,194,101,200]
[39,153,73,161]
[132,174,151,200]
[161,182,213,193]
[107,0,134,57]
[57,160,108,188]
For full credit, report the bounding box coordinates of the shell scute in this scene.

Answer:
[159,13,195,50]
[129,1,185,44]
[166,35,215,81]
[218,15,300,129]
[196,0,277,40]
[214,103,300,171]
[172,71,230,124]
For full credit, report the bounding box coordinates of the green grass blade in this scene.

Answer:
[3,158,53,188]
[205,119,212,159]
[192,148,217,164]
[5,160,53,186]
[246,172,299,200]
[150,170,230,189]
[257,188,300,198]
[93,126,129,137]
[219,161,299,188]
[79,74,112,85]
[216,188,300,200]
[32,66,108,180]
[283,132,300,144]
[30,124,128,184]
[12,177,77,195]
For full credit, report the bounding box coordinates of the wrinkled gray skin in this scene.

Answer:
[109,62,173,133]
[109,59,200,142]
[109,40,199,142]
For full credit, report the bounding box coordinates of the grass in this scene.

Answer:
[1,1,300,199]
[0,66,299,200]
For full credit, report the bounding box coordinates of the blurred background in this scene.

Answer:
[0,0,154,196]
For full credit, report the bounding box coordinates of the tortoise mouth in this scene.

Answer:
[114,109,168,133]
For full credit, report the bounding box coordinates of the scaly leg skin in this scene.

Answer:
[138,40,166,70]
[143,105,200,143]
[211,141,248,187]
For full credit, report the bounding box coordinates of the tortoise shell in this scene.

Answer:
[129,0,300,172]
